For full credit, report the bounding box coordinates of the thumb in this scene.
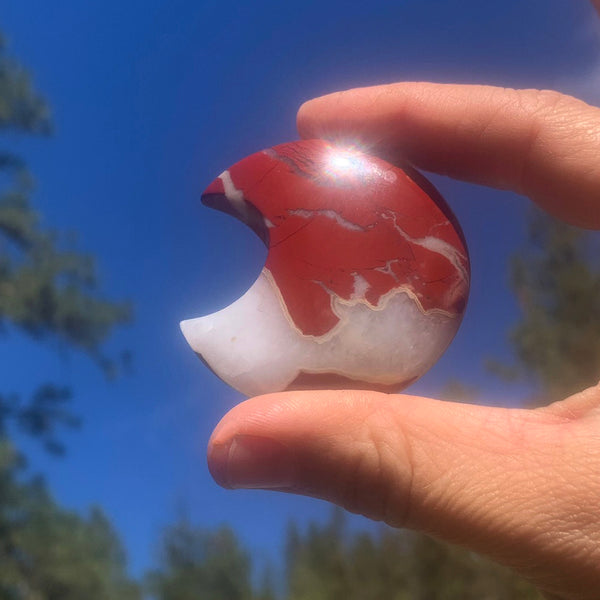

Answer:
[208,388,600,599]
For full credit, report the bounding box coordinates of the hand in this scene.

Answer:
[208,82,600,600]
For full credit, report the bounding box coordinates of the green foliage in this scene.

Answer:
[0,28,131,378]
[255,566,278,600]
[491,209,600,404]
[0,32,50,135]
[439,379,480,404]
[0,19,130,463]
[286,511,410,600]
[0,171,132,373]
[147,510,541,600]
[0,437,141,600]
[0,384,79,456]
[0,27,137,600]
[147,519,254,600]
[145,511,542,600]
[286,509,541,600]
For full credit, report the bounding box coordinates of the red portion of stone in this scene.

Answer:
[204,177,225,195]
[204,139,469,338]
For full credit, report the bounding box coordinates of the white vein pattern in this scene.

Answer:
[287,208,366,231]
[381,211,470,283]
[219,169,245,204]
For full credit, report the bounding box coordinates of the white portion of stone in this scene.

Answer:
[180,269,461,397]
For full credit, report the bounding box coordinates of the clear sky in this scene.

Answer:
[3,0,600,580]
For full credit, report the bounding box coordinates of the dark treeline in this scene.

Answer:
[0,464,543,600]
[146,509,542,600]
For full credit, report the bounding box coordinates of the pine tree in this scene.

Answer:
[0,32,130,381]
[0,28,138,600]
[147,520,254,600]
[490,209,600,404]
[285,509,542,600]
[0,437,140,600]
[0,26,131,445]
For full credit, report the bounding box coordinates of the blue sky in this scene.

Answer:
[3,0,600,579]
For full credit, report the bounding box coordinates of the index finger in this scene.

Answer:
[297,83,600,229]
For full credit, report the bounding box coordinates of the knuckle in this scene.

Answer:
[509,89,594,194]
[514,88,579,118]
[334,398,415,528]
[510,88,600,225]
[528,88,571,111]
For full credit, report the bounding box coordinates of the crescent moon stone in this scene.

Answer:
[181,139,470,397]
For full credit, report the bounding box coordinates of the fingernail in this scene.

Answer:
[209,435,294,490]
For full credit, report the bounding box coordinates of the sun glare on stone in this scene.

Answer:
[328,152,354,171]
[323,146,371,182]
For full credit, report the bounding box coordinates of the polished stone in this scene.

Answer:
[181,140,470,396]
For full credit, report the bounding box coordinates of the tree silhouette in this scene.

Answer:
[0,29,131,449]
[285,509,541,600]
[489,209,600,405]
[147,520,254,600]
[0,29,139,599]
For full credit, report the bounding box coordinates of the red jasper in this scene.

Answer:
[182,140,470,396]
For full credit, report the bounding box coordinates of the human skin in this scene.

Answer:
[207,29,600,600]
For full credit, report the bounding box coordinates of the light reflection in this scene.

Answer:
[322,145,383,184]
